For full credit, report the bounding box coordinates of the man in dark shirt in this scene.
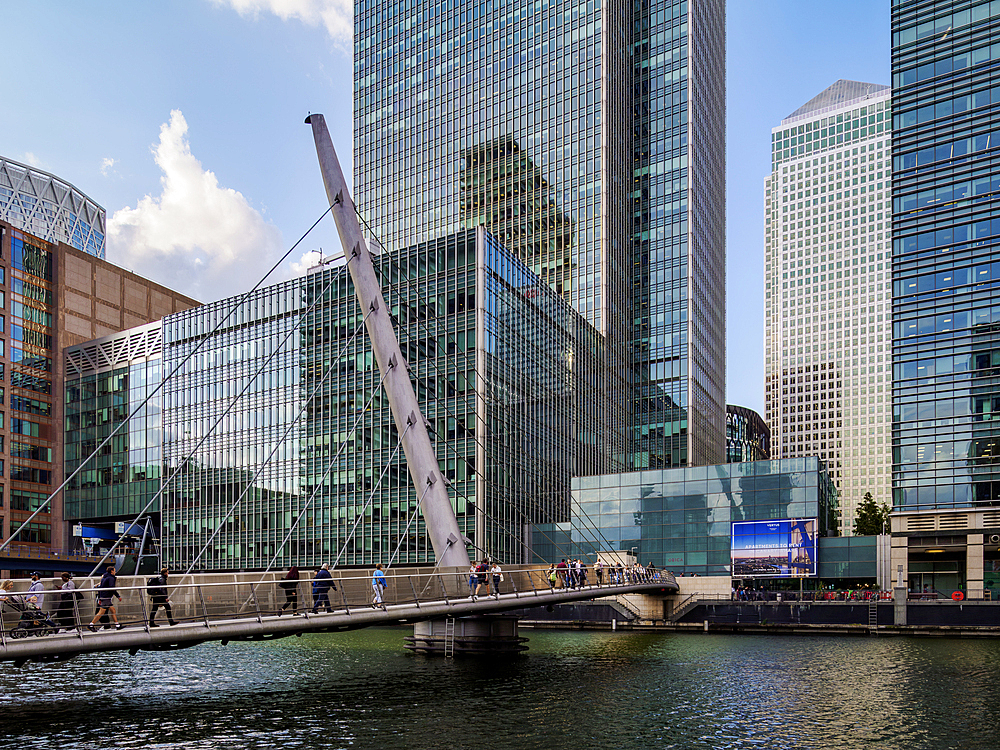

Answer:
[148,568,177,627]
[88,565,123,632]
[311,563,336,613]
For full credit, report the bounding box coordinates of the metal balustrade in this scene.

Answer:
[0,566,678,661]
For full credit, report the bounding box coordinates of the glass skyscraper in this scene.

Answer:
[892,1,1000,511]
[764,81,893,533]
[353,0,726,471]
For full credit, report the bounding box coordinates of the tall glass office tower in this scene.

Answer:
[353,0,726,470]
[892,1,1000,511]
[765,81,893,534]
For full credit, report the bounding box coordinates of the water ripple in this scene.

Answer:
[3,630,1000,749]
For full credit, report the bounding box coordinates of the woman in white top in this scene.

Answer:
[490,562,503,598]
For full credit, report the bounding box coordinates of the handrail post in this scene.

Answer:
[408,575,420,608]
[251,585,263,624]
[437,574,450,605]
[510,570,519,599]
[72,591,84,640]
[139,584,150,633]
[338,578,350,615]
[197,584,211,629]
[532,569,541,597]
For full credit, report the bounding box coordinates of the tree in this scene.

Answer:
[854,492,891,535]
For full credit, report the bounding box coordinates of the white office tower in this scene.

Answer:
[764,80,892,534]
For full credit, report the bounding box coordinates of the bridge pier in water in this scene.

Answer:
[404,615,528,656]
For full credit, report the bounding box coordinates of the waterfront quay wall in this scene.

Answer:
[672,600,1000,628]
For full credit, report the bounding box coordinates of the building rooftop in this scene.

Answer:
[783,79,890,125]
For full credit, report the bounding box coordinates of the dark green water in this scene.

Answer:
[1,628,997,749]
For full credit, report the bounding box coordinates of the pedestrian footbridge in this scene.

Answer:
[0,567,676,666]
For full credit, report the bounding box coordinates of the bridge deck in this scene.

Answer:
[0,567,676,666]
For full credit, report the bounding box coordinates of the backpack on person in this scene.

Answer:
[147,576,166,597]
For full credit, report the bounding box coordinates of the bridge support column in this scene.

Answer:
[404,616,528,656]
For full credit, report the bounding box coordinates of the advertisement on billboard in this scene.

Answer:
[731,519,817,577]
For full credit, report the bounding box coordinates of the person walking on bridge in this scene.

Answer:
[473,559,489,600]
[594,559,604,586]
[57,573,79,631]
[311,563,335,614]
[371,563,387,609]
[148,568,177,627]
[88,565,123,631]
[490,561,503,598]
[27,572,45,610]
[278,566,300,615]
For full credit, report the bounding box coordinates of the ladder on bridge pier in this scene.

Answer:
[868,599,878,631]
[444,616,456,658]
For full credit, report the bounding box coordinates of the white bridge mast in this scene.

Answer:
[306,114,472,569]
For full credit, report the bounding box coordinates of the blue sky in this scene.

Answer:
[0,1,889,415]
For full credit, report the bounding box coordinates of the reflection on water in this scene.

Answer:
[2,628,1000,749]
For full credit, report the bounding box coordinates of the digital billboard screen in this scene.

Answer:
[731,519,817,578]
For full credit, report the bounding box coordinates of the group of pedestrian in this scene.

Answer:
[468,559,503,600]
[543,559,662,590]
[548,559,590,589]
[277,563,391,613]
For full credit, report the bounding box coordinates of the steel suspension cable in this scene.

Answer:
[0,204,334,555]
[182,304,373,575]
[252,364,395,585]
[385,482,432,570]
[83,258,349,577]
[356,210,617,561]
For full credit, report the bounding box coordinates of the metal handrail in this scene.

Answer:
[0,566,677,639]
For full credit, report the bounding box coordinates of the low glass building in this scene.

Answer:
[535,458,839,576]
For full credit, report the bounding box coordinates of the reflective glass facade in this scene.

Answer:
[118,228,608,570]
[725,404,770,463]
[162,278,304,570]
[0,157,106,258]
[0,226,57,547]
[64,325,166,528]
[631,0,726,470]
[765,82,893,533]
[536,458,838,575]
[892,0,1000,509]
[354,0,725,471]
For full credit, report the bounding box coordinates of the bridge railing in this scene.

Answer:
[0,566,676,640]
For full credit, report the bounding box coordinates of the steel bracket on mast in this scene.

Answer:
[306,112,471,569]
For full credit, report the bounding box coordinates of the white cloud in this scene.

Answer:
[289,249,322,277]
[100,157,116,176]
[23,152,41,167]
[215,0,351,50]
[107,110,284,303]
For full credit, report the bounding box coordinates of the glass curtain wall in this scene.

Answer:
[8,230,54,545]
[65,359,162,524]
[630,0,726,470]
[892,1,1000,509]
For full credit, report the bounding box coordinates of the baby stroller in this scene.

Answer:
[3,596,59,638]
